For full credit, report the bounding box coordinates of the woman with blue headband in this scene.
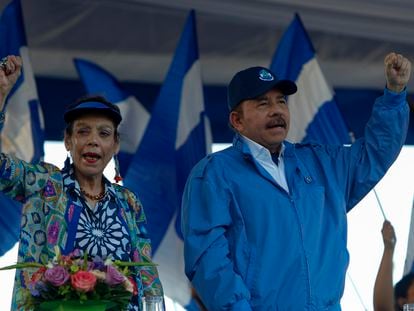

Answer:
[0,55,163,311]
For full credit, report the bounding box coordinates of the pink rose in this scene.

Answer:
[71,271,97,292]
[44,266,70,286]
[105,265,125,285]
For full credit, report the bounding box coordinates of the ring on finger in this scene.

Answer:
[0,56,8,71]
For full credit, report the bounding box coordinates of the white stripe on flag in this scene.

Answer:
[176,60,207,150]
[158,58,211,306]
[2,46,43,162]
[117,95,150,154]
[153,212,191,306]
[287,58,334,143]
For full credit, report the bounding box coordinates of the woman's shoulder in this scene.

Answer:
[1,153,62,174]
[111,183,143,213]
[111,183,135,197]
[39,161,62,172]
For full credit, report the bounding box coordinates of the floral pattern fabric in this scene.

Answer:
[0,154,163,310]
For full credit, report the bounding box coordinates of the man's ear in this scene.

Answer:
[229,110,243,132]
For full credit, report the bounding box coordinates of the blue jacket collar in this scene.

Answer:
[232,133,295,158]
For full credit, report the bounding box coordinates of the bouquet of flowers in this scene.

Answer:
[0,246,156,311]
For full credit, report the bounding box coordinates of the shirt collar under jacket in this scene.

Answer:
[239,134,286,163]
[234,133,290,192]
[62,163,117,201]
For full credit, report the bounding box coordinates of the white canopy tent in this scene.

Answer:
[3,0,414,89]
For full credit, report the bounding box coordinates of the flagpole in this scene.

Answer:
[373,189,387,220]
[347,273,368,311]
[403,198,414,275]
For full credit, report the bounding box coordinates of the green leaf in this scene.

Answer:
[113,260,157,267]
[0,262,44,270]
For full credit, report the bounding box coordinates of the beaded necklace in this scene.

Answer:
[80,188,105,201]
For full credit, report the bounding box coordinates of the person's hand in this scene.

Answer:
[0,55,22,110]
[384,52,411,93]
[381,220,396,251]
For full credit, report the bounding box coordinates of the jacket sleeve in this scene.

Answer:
[0,153,53,202]
[344,88,409,210]
[181,161,252,311]
[0,153,26,200]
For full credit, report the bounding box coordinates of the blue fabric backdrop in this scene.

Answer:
[36,77,414,145]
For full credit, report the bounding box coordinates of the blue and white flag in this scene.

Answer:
[124,10,211,305]
[0,0,45,255]
[270,13,350,144]
[74,58,150,175]
[404,199,414,275]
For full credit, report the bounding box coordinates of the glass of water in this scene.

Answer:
[141,295,165,311]
[403,304,414,311]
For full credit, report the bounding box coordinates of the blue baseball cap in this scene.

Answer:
[64,99,122,125]
[227,66,297,110]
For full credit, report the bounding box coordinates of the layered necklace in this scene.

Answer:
[80,187,106,201]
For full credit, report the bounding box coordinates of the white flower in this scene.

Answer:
[123,278,134,293]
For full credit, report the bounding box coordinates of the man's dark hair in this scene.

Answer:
[394,272,414,310]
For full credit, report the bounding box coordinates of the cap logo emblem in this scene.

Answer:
[258,69,274,81]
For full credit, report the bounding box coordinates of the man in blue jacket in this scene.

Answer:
[181,52,411,310]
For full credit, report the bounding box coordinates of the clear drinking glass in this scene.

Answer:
[141,295,165,311]
[403,303,414,311]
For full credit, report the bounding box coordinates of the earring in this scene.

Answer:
[114,154,123,183]
[63,153,71,172]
